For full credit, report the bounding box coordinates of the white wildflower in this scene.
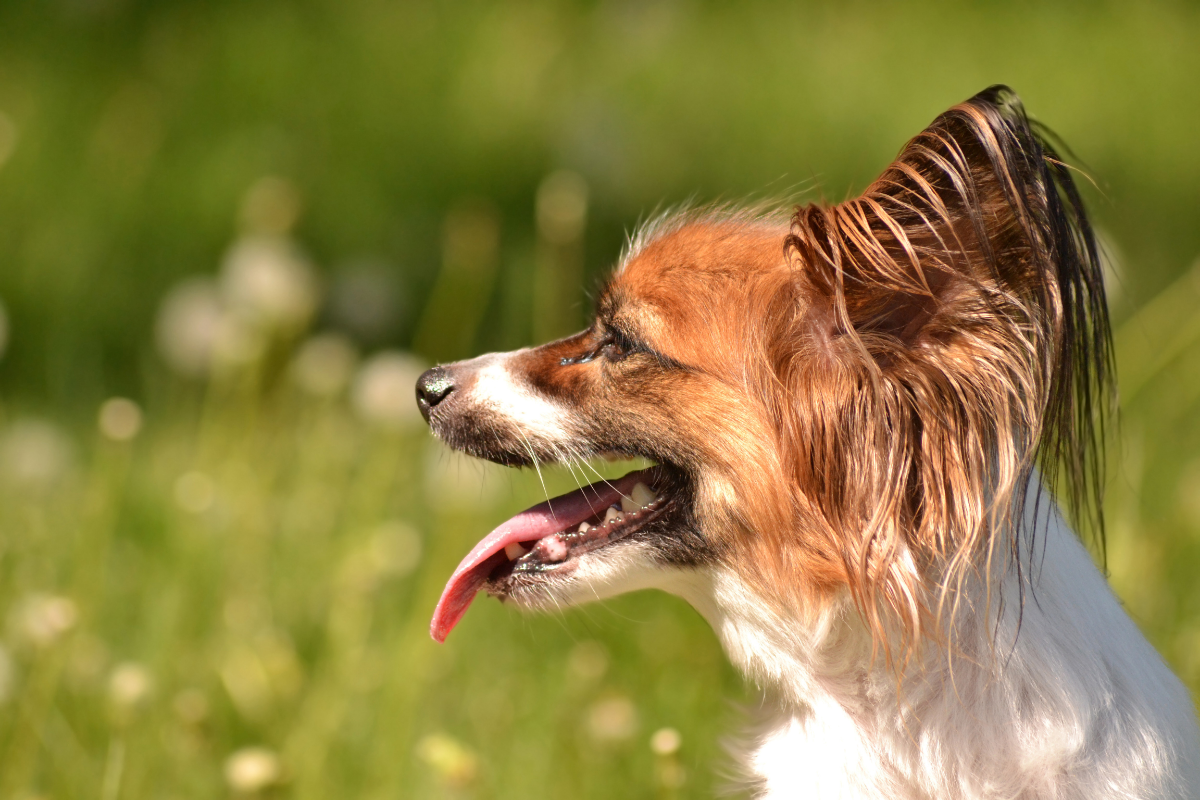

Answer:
[155,278,225,377]
[220,235,318,333]
[224,746,281,793]
[350,350,426,429]
[586,695,638,742]
[10,593,77,647]
[650,727,682,756]
[290,333,358,398]
[97,397,143,442]
[108,662,153,709]
[0,419,74,490]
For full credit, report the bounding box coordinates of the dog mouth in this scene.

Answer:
[430,465,676,642]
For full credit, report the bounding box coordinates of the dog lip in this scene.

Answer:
[430,467,659,643]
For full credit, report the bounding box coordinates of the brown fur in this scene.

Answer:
[434,86,1111,663]
[556,87,1111,658]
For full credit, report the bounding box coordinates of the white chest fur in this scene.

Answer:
[663,493,1200,799]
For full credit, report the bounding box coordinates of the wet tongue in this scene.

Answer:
[430,470,647,642]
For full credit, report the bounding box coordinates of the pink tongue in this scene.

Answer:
[430,470,649,642]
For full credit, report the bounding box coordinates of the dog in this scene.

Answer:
[415,86,1200,798]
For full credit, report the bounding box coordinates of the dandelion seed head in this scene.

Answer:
[0,420,74,491]
[291,333,358,398]
[109,661,154,709]
[10,593,77,648]
[650,727,682,756]
[224,746,281,793]
[98,397,143,441]
[156,278,222,371]
[350,350,426,429]
[220,235,318,333]
[155,278,224,377]
[587,695,638,742]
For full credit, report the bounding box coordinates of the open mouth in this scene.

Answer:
[430,466,674,642]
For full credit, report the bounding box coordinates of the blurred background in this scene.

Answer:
[1,1,1199,797]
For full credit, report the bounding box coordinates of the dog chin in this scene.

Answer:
[486,539,674,610]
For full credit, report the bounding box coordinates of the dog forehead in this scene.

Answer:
[619,220,786,285]
[615,220,782,297]
[606,220,789,340]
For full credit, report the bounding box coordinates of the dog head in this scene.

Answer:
[419,86,1112,656]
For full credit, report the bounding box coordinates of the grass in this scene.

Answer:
[0,257,1198,799]
[1,1,1200,797]
[0,359,747,798]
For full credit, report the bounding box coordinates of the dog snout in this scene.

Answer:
[416,366,456,422]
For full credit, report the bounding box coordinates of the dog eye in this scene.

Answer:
[600,335,631,361]
[559,331,637,366]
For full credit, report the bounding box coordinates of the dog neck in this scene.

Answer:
[657,485,1197,798]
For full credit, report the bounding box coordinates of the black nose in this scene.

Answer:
[416,366,455,422]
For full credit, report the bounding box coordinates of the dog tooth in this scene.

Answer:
[539,536,569,562]
[620,494,640,513]
[605,505,623,524]
[577,521,592,533]
[631,482,655,508]
[504,542,528,560]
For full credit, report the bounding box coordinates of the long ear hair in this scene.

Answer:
[781,85,1113,654]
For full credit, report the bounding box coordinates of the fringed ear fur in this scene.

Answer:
[782,85,1113,655]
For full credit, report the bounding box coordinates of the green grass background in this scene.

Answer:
[2,1,1200,797]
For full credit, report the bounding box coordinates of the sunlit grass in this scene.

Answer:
[1,261,1199,797]
[1,3,1199,795]
[0,354,745,798]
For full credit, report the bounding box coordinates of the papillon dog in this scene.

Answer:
[416,86,1200,798]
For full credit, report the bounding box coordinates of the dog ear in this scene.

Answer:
[781,86,1112,655]
[788,86,1104,364]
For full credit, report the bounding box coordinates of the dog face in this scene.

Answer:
[420,219,844,641]
[419,87,1111,651]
